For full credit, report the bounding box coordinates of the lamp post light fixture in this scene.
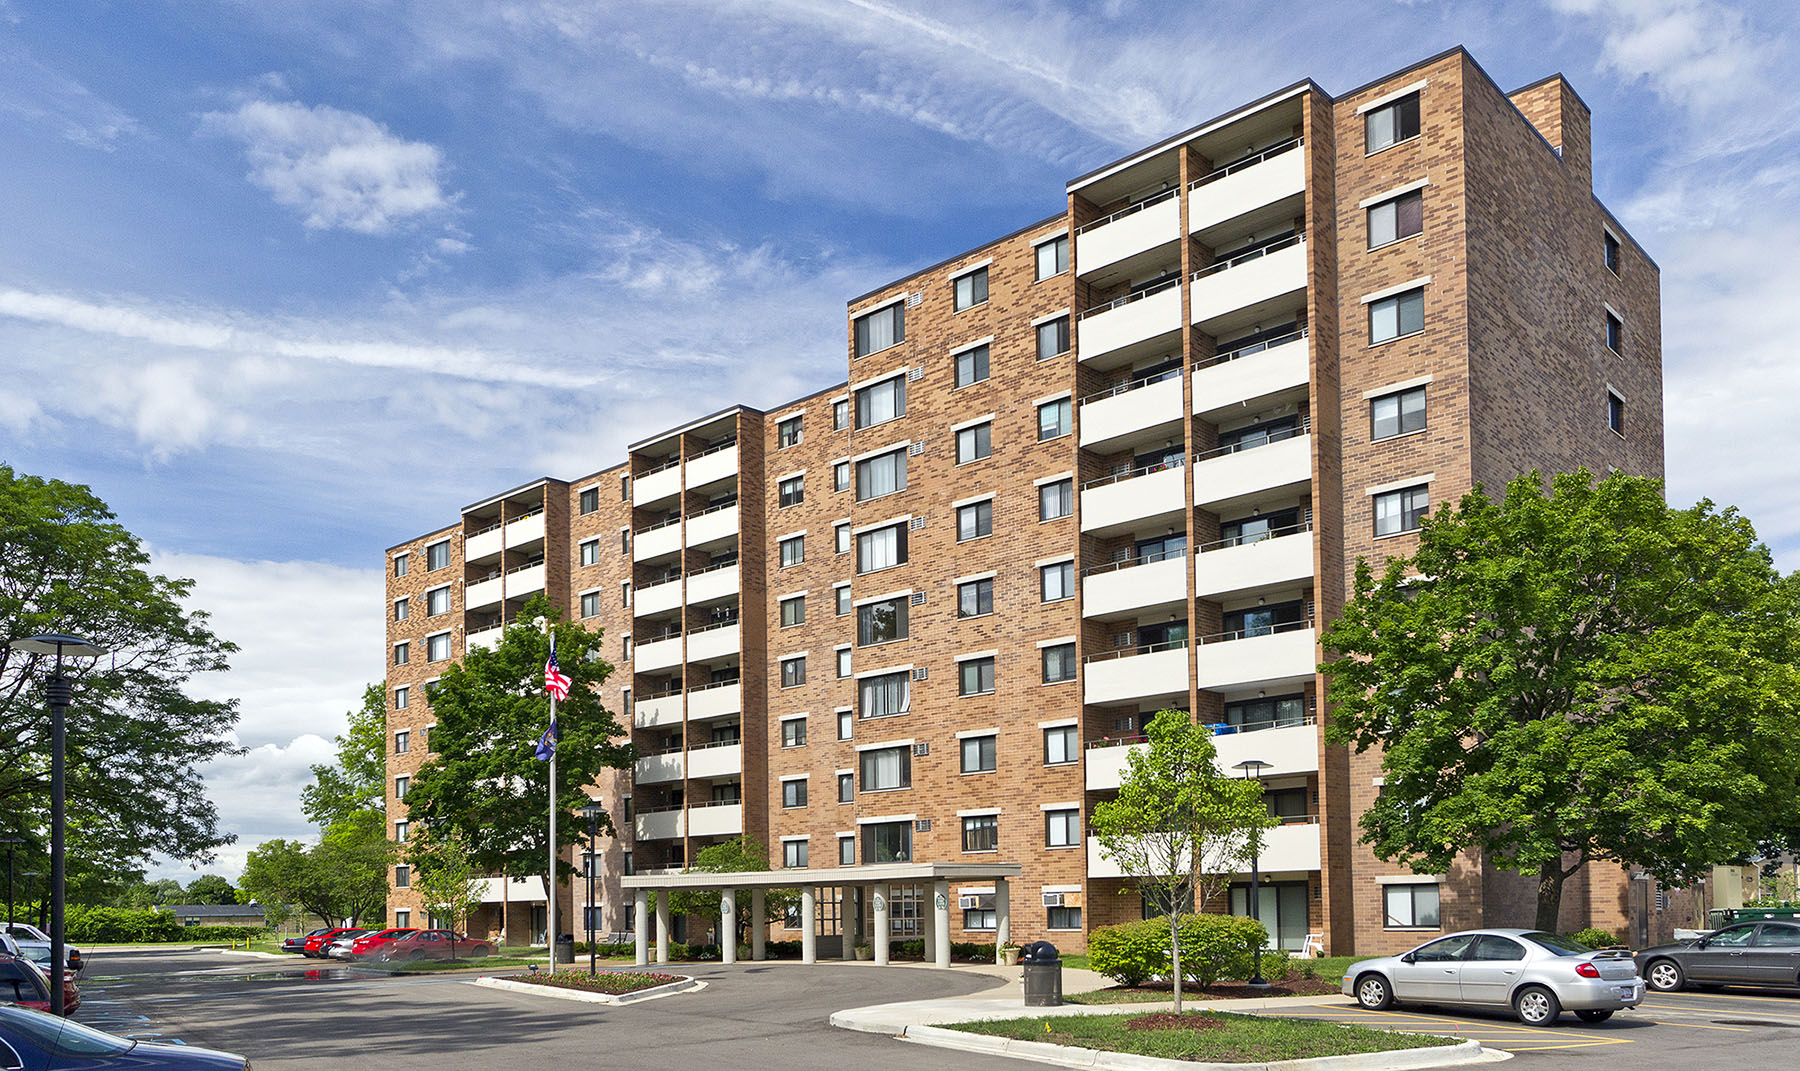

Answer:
[1232,758,1273,991]
[8,633,109,1017]
[581,801,605,977]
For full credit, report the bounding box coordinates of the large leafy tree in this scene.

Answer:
[402,596,630,904]
[0,465,240,875]
[669,837,797,948]
[407,827,484,957]
[1089,709,1273,1013]
[238,818,391,927]
[184,874,240,905]
[1323,470,1800,931]
[300,684,387,831]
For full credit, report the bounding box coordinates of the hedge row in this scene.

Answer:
[1087,914,1286,987]
[64,907,267,944]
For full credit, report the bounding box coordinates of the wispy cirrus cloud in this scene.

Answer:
[0,37,138,149]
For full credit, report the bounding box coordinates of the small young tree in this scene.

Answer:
[408,829,484,960]
[669,837,797,949]
[1089,709,1273,1012]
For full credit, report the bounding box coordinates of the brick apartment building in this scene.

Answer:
[382,47,1665,956]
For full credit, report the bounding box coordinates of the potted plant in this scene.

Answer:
[1000,942,1021,966]
[854,943,873,961]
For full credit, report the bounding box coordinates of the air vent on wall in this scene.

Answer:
[912,741,929,756]
[908,441,926,456]
[907,365,924,382]
[906,292,924,308]
[914,818,932,831]
[909,516,926,530]
[912,666,929,680]
[910,592,926,606]
[1113,632,1135,648]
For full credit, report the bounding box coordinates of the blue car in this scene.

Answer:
[0,1004,247,1069]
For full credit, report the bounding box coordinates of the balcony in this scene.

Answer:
[685,439,738,491]
[465,571,504,613]
[1079,460,1186,536]
[687,680,741,722]
[1082,554,1187,620]
[1078,279,1182,368]
[634,749,684,785]
[1192,526,1314,600]
[636,576,682,617]
[1192,430,1312,513]
[1192,330,1310,422]
[1085,718,1318,792]
[687,560,740,605]
[1083,640,1190,706]
[1187,138,1306,236]
[633,459,681,508]
[687,741,742,780]
[1189,235,1307,330]
[633,517,682,562]
[504,510,544,550]
[1194,622,1317,694]
[634,691,683,729]
[635,807,684,841]
[1085,819,1320,878]
[1079,372,1184,452]
[687,621,740,663]
[1075,188,1180,284]
[505,560,546,599]
[466,624,504,652]
[689,801,745,838]
[634,633,683,673]
[685,501,739,550]
[463,522,502,563]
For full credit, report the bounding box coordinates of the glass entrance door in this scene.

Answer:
[1229,882,1310,952]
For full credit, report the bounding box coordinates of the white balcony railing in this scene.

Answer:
[1085,718,1319,791]
[1193,623,1317,693]
[1192,526,1315,600]
[1079,373,1184,450]
[689,801,745,837]
[463,524,503,562]
[687,741,742,780]
[687,680,742,721]
[634,634,683,673]
[635,808,684,841]
[1190,235,1307,327]
[686,621,740,663]
[1086,819,1321,878]
[1081,554,1187,619]
[687,561,740,604]
[1192,331,1309,420]
[633,691,683,729]
[465,572,504,612]
[1187,138,1306,235]
[685,442,739,489]
[1075,189,1180,279]
[465,624,504,652]
[635,576,683,617]
[633,518,682,562]
[1082,641,1190,706]
[685,501,739,548]
[1079,460,1186,534]
[1078,280,1182,365]
[633,462,681,507]
[503,510,545,549]
[633,750,684,785]
[1192,431,1311,510]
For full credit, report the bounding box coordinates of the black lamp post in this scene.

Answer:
[581,802,605,977]
[0,836,23,932]
[1233,758,1272,991]
[8,634,107,1016]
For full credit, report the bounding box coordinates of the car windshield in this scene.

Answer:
[16,945,52,967]
[0,1004,134,1055]
[1522,931,1589,956]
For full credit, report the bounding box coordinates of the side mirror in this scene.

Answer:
[1694,938,1709,949]
[1400,953,1416,964]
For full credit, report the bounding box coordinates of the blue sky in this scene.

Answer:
[3,0,1795,881]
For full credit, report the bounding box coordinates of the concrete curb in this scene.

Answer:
[898,1026,1496,1071]
[469,973,705,1005]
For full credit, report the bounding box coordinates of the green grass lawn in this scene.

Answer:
[947,1010,1450,1062]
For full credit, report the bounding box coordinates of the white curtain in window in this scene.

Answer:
[859,672,910,718]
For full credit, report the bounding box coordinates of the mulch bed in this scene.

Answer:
[1124,1012,1227,1032]
[514,969,685,994]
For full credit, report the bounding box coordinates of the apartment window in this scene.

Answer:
[956,500,993,542]
[394,821,409,844]
[1045,808,1080,848]
[956,421,992,464]
[1042,643,1077,684]
[393,686,409,710]
[426,540,450,570]
[621,688,632,715]
[1036,315,1070,361]
[1036,234,1069,280]
[837,772,855,803]
[779,475,804,508]
[781,656,806,688]
[780,535,805,567]
[1374,484,1430,536]
[837,710,853,740]
[623,851,633,876]
[580,591,600,618]
[853,303,905,357]
[394,865,410,889]
[858,596,909,646]
[620,529,630,554]
[833,398,851,430]
[427,633,451,662]
[954,344,990,388]
[856,449,907,500]
[1368,189,1423,248]
[1040,562,1074,603]
[1608,390,1626,435]
[394,730,410,755]
[579,487,599,515]
[393,598,409,622]
[394,776,409,800]
[856,524,907,573]
[833,461,851,493]
[394,909,411,927]
[1044,725,1077,765]
[780,595,806,628]
[579,539,600,566]
[782,778,808,807]
[961,734,996,773]
[393,553,409,577]
[959,656,995,696]
[1048,906,1082,930]
[1371,386,1427,440]
[855,377,906,428]
[1606,311,1624,354]
[859,671,910,719]
[954,267,988,311]
[622,582,632,606]
[1038,478,1073,520]
[1365,90,1421,153]
[1037,398,1072,441]
[962,815,999,853]
[834,522,851,554]
[621,476,630,501]
[957,578,993,618]
[1383,883,1441,928]
[783,840,809,868]
[1370,288,1425,344]
[426,586,450,616]
[837,647,852,678]
[863,821,912,865]
[835,585,852,616]
[778,416,803,449]
[838,835,855,864]
[860,745,911,791]
[1604,230,1621,274]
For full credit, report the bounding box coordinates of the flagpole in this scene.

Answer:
[548,689,557,965]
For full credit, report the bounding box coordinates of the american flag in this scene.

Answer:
[544,642,572,702]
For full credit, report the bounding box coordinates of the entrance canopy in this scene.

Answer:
[621,861,1020,892]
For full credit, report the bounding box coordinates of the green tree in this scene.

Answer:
[669,837,796,948]
[111,878,184,910]
[1089,709,1273,1012]
[240,840,338,926]
[238,822,392,928]
[299,684,387,831]
[184,874,239,905]
[407,827,484,959]
[0,465,241,875]
[1322,470,1800,931]
[402,596,630,902]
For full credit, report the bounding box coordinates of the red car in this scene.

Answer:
[0,954,79,1015]
[302,927,366,957]
[343,928,418,959]
[376,929,495,962]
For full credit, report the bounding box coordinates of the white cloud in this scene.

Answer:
[200,99,456,234]
[1548,0,1779,117]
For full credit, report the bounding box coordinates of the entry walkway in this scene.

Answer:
[622,861,1023,970]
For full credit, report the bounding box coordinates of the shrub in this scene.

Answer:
[65,907,184,943]
[1088,914,1272,989]
[1568,927,1621,949]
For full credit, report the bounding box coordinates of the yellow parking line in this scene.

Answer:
[1281,1006,1634,1049]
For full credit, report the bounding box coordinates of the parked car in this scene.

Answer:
[1344,928,1642,1026]
[282,928,332,954]
[1636,919,1800,992]
[322,930,373,959]
[0,1002,247,1069]
[341,929,417,960]
[1,925,82,974]
[301,927,364,957]
[376,929,495,962]
[0,954,79,1015]
[15,940,82,976]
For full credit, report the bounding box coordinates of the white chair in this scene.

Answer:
[1301,933,1325,958]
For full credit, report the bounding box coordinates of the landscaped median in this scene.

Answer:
[471,969,704,1006]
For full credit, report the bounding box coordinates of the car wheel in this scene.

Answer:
[409,950,426,961]
[1575,1009,1614,1024]
[468,947,488,959]
[1355,973,1394,1011]
[1513,985,1562,1026]
[1645,959,1685,992]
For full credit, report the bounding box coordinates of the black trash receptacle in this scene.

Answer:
[1020,940,1062,1007]
[554,933,576,965]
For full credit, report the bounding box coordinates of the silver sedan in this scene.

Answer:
[1343,928,1643,1026]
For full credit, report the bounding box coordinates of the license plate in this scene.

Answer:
[1616,985,1637,999]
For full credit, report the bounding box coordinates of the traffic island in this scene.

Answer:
[471,969,704,1005]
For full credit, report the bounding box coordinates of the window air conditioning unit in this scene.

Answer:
[959,895,981,910]
[907,364,924,381]
[913,818,932,832]
[912,741,929,756]
[910,591,926,606]
[1041,892,1065,908]
[909,515,926,530]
